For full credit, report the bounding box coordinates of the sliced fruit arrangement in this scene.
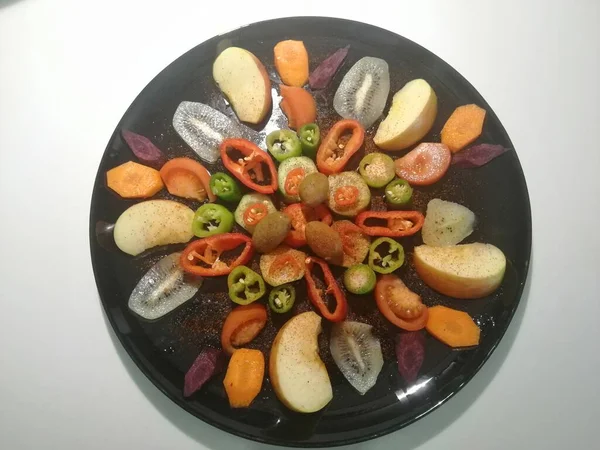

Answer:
[105,41,512,412]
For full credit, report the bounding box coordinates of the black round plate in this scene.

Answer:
[90,17,531,447]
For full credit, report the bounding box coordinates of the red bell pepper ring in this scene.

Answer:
[355,210,425,237]
[283,203,333,248]
[316,119,365,175]
[304,256,348,322]
[180,233,253,277]
[220,138,278,194]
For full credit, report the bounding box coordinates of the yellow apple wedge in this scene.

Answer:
[414,243,506,299]
[374,79,437,151]
[113,200,194,256]
[269,311,333,413]
[212,47,272,124]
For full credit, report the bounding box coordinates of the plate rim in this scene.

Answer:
[89,15,532,447]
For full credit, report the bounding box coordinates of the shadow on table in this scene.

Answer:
[0,0,23,9]
[104,251,534,450]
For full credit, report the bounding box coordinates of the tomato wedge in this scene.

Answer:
[180,233,253,277]
[316,119,365,175]
[375,274,428,331]
[280,85,317,130]
[221,303,267,355]
[331,220,371,267]
[394,143,451,186]
[220,138,278,194]
[284,167,305,196]
[282,203,333,247]
[159,157,216,202]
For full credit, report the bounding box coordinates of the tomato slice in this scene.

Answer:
[283,203,333,247]
[374,274,428,331]
[334,185,359,207]
[394,143,451,186]
[243,203,268,227]
[159,157,216,202]
[284,168,305,196]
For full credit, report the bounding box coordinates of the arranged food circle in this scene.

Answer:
[90,18,531,447]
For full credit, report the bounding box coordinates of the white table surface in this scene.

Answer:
[1,0,599,448]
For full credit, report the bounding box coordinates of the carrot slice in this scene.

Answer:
[274,40,309,87]
[159,157,216,202]
[223,348,265,408]
[106,161,164,198]
[221,304,267,355]
[279,85,317,130]
[425,305,481,348]
[441,104,486,153]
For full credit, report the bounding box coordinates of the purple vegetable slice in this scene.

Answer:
[184,348,227,397]
[121,130,166,169]
[309,45,350,90]
[451,143,509,168]
[395,332,425,383]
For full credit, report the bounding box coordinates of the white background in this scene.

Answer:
[1,0,599,449]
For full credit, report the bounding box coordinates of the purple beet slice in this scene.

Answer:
[452,143,509,168]
[183,348,226,397]
[395,332,425,383]
[309,45,350,90]
[121,130,167,169]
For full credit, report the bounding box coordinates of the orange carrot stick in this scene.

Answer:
[441,104,486,153]
[425,305,481,348]
[223,348,264,408]
[106,161,164,198]
[274,40,309,87]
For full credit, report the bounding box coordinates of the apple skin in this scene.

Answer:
[269,311,332,413]
[212,47,272,124]
[413,243,506,299]
[374,79,437,151]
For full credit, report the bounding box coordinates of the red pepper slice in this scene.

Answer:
[316,119,365,175]
[355,210,425,237]
[180,233,253,277]
[334,185,359,207]
[304,256,347,322]
[284,167,305,196]
[220,138,278,194]
[243,203,269,227]
[283,203,333,247]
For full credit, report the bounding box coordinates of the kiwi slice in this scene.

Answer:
[333,57,390,129]
[128,253,202,320]
[330,321,384,395]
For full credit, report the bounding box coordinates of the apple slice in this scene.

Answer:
[414,243,506,299]
[374,79,437,151]
[213,47,272,124]
[269,311,332,413]
[114,200,194,256]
